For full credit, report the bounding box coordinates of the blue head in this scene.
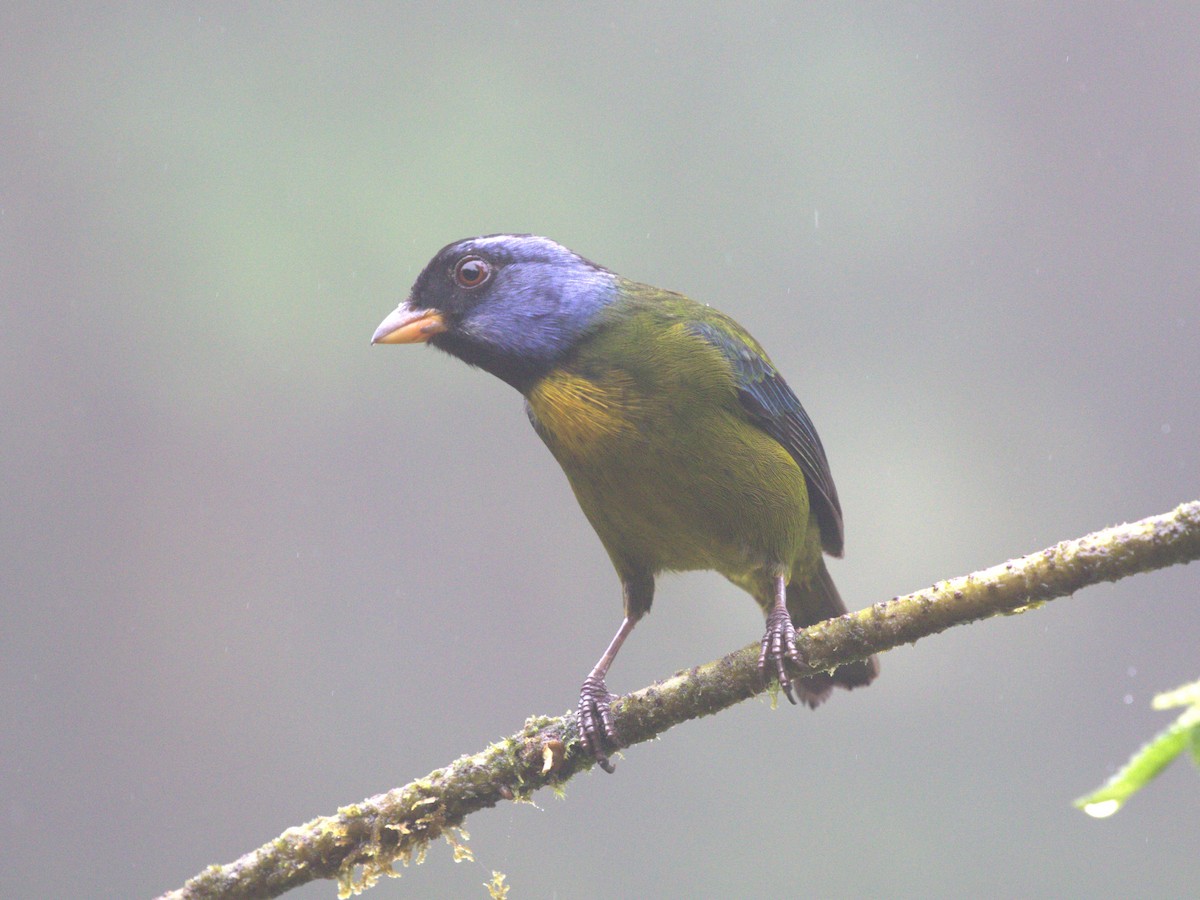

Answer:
[373,234,618,390]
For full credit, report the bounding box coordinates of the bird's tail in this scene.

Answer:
[786,560,879,708]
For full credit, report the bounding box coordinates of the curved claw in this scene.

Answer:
[578,674,619,773]
[758,603,800,705]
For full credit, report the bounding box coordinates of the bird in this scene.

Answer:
[372,234,877,771]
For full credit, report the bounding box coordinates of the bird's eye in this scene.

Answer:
[453,256,491,289]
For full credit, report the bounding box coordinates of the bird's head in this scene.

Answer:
[372,234,617,390]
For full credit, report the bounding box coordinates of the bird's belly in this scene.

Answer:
[591,461,805,574]
[545,411,810,579]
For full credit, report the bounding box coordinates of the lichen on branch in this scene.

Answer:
[158,500,1200,900]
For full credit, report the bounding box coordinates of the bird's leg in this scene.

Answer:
[578,615,637,773]
[758,574,800,704]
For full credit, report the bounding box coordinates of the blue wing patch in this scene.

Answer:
[687,320,844,557]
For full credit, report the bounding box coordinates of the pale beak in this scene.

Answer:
[371,304,448,344]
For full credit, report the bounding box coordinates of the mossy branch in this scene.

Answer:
[158,501,1200,900]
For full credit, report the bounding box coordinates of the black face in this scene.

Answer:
[409,245,496,326]
[404,234,617,391]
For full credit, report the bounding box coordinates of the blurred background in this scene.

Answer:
[3,4,1198,897]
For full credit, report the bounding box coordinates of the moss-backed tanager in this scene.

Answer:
[373,234,878,771]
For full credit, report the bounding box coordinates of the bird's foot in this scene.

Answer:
[759,603,800,705]
[577,674,619,773]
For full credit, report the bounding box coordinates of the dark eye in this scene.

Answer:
[453,256,491,289]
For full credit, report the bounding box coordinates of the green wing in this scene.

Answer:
[687,319,845,557]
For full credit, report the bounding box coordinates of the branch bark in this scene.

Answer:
[159,500,1200,900]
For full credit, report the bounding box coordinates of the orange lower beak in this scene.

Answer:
[371,305,448,344]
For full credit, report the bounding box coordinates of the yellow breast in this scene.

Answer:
[526,370,641,458]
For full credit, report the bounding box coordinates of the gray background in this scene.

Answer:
[4,4,1199,898]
